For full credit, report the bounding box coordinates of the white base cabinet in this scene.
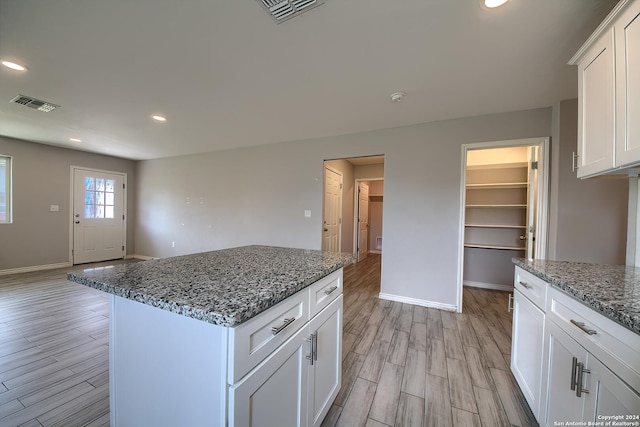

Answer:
[512,267,640,424]
[109,269,344,427]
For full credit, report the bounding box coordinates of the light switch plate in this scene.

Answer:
[304,210,311,218]
[50,205,59,212]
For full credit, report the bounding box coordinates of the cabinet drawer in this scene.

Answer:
[309,269,342,318]
[546,287,640,393]
[228,289,309,384]
[514,267,547,310]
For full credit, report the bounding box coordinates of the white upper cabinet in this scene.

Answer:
[615,1,640,167]
[570,0,640,178]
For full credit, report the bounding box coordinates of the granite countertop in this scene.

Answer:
[513,258,640,335]
[67,245,353,327]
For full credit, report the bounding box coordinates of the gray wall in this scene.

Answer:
[0,136,137,270]
[136,107,552,309]
[549,99,627,264]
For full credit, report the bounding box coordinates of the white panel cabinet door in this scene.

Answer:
[229,325,310,427]
[511,289,545,421]
[541,320,588,426]
[308,295,343,427]
[576,29,616,178]
[615,1,640,167]
[582,356,640,422]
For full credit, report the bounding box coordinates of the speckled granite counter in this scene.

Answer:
[68,245,353,327]
[513,259,640,335]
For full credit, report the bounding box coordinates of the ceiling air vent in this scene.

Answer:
[10,94,60,112]
[258,0,325,23]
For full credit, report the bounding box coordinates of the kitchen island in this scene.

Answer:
[68,245,353,427]
[510,259,640,424]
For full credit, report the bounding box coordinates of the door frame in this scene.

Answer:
[69,166,128,264]
[353,178,384,260]
[322,165,343,252]
[456,137,550,312]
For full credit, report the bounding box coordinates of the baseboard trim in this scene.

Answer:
[132,254,161,261]
[378,292,458,312]
[463,280,513,292]
[369,250,382,255]
[0,262,73,276]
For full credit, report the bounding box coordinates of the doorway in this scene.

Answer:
[458,138,549,310]
[321,156,384,263]
[71,166,127,264]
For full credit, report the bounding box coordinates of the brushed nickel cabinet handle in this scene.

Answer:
[306,334,315,365]
[570,319,597,335]
[572,152,579,172]
[271,317,295,335]
[518,281,533,290]
[571,356,578,391]
[507,294,514,313]
[575,362,590,397]
[324,285,338,295]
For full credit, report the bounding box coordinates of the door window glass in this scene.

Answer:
[84,176,115,219]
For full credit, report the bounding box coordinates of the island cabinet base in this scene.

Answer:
[109,268,344,427]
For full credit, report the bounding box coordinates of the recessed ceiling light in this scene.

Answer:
[69,137,82,143]
[484,0,508,8]
[151,114,167,122]
[1,60,28,72]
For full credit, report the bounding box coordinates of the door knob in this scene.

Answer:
[75,220,80,224]
[75,213,80,218]
[324,228,328,232]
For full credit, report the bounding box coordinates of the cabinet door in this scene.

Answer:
[582,356,640,421]
[615,1,640,167]
[308,295,343,427]
[576,29,616,178]
[229,325,310,427]
[541,320,588,426]
[511,289,545,420]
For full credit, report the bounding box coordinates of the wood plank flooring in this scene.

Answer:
[0,255,537,426]
[323,254,538,427]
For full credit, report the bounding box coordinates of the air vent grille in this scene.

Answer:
[10,95,60,112]
[258,0,325,23]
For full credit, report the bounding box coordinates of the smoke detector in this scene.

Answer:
[390,92,405,102]
[257,0,325,23]
[10,94,60,112]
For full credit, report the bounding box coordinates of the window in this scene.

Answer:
[0,156,12,223]
[84,176,115,219]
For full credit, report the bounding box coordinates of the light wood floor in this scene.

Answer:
[0,255,536,427]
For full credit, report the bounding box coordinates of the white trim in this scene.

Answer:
[369,250,382,255]
[458,137,551,313]
[463,280,513,292]
[378,292,457,312]
[131,254,161,261]
[70,166,128,265]
[0,262,73,276]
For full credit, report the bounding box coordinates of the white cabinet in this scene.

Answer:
[615,0,640,167]
[511,267,547,421]
[308,295,342,427]
[540,319,588,426]
[230,325,310,427]
[109,269,344,427]
[539,286,640,425]
[570,0,640,177]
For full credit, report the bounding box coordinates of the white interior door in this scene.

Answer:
[357,182,369,262]
[322,166,342,252]
[73,168,125,264]
[527,147,538,260]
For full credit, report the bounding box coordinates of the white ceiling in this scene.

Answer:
[0,0,617,161]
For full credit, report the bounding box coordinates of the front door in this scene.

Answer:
[322,166,342,252]
[357,182,369,262]
[73,168,126,264]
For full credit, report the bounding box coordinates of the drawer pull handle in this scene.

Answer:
[518,281,533,290]
[575,361,590,398]
[507,294,514,313]
[324,285,338,295]
[306,333,316,365]
[570,319,597,335]
[272,317,295,335]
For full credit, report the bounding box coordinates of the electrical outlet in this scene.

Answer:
[304,210,311,218]
[50,205,59,212]
[172,241,176,248]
